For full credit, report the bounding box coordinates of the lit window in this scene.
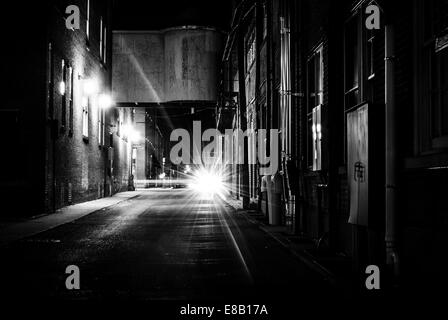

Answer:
[58,81,65,96]
[103,26,107,63]
[100,17,103,59]
[68,66,74,135]
[307,45,323,170]
[86,0,90,39]
[61,60,67,129]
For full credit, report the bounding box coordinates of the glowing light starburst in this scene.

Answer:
[189,167,227,199]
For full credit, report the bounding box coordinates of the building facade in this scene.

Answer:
[218,0,448,289]
[0,1,133,217]
[112,27,224,183]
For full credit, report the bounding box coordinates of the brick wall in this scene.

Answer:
[45,1,114,211]
[0,1,132,217]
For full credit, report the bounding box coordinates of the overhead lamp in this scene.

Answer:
[83,78,99,95]
[98,93,113,109]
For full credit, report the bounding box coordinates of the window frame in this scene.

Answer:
[343,4,379,164]
[68,66,74,136]
[306,44,324,170]
[415,0,448,153]
[99,17,103,59]
[245,27,256,73]
[343,12,362,110]
[60,59,67,130]
[103,25,107,64]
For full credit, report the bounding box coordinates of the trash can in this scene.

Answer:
[268,174,283,225]
[261,176,268,218]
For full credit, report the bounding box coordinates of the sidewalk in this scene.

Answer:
[0,191,142,246]
[223,196,353,292]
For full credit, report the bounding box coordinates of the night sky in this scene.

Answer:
[113,0,233,31]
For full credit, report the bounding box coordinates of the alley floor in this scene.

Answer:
[0,189,336,302]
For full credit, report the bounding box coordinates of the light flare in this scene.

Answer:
[189,167,227,199]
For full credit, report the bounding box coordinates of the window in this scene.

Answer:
[246,30,256,72]
[48,43,54,118]
[344,6,378,110]
[312,105,322,171]
[99,17,107,63]
[366,28,375,79]
[68,66,74,135]
[263,3,267,39]
[86,0,90,39]
[307,45,323,170]
[82,96,89,138]
[420,0,448,149]
[100,17,103,59]
[117,111,122,138]
[307,46,323,110]
[344,15,360,109]
[60,59,67,129]
[280,15,292,156]
[103,26,107,64]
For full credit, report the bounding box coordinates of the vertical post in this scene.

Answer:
[237,28,250,209]
[255,0,262,211]
[385,23,400,277]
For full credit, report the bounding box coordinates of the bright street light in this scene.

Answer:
[83,78,99,95]
[122,125,141,143]
[189,168,225,198]
[98,93,113,109]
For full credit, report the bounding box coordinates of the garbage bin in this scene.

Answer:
[260,176,268,218]
[268,174,283,225]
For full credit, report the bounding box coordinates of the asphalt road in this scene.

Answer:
[0,189,334,301]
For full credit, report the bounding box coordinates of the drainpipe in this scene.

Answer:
[385,23,400,279]
[237,27,250,209]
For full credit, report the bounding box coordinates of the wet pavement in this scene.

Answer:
[0,189,335,301]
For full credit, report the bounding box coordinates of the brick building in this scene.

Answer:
[0,1,133,217]
[218,0,448,290]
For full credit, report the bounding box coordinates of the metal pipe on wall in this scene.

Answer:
[385,23,400,278]
[237,28,250,209]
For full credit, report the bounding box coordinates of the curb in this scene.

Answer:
[0,192,143,247]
